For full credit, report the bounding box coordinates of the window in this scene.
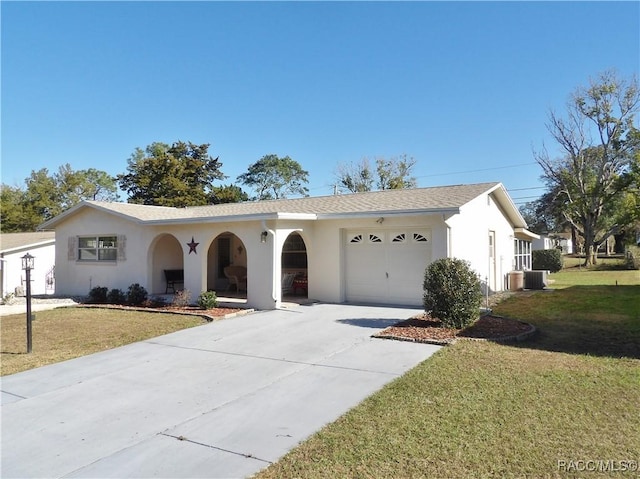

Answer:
[78,236,118,261]
[392,233,406,243]
[514,239,532,270]
[413,233,428,243]
[368,234,383,243]
[282,233,307,269]
[349,234,363,244]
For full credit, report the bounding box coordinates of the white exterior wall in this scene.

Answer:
[1,243,55,297]
[445,193,514,292]
[306,214,449,304]
[51,197,518,307]
[53,209,280,310]
[54,209,149,295]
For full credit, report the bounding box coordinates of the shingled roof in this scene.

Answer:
[40,182,525,228]
[0,232,56,253]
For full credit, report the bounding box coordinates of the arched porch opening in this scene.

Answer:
[149,234,183,295]
[207,232,247,296]
[281,232,308,299]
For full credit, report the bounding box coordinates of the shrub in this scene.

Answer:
[197,291,218,310]
[2,292,16,305]
[172,289,192,307]
[107,288,126,304]
[625,245,640,270]
[423,258,482,329]
[88,286,108,303]
[126,283,148,306]
[532,249,563,272]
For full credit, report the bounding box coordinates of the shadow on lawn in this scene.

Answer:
[501,285,640,360]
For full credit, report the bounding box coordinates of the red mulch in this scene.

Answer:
[375,313,535,345]
[79,303,244,320]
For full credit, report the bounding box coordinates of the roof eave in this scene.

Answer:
[317,207,461,220]
[38,201,147,230]
[515,228,540,240]
[143,212,318,225]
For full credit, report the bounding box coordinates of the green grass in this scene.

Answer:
[256,269,640,479]
[1,307,206,375]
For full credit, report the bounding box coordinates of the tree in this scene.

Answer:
[1,165,119,232]
[0,184,29,232]
[117,141,225,207]
[334,155,417,193]
[334,158,375,193]
[375,154,417,190]
[56,165,119,209]
[237,154,309,200]
[535,71,640,265]
[211,184,250,204]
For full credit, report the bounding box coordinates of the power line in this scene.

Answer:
[508,186,546,192]
[415,162,538,179]
[308,162,543,194]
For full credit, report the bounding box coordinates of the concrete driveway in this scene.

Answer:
[1,303,440,478]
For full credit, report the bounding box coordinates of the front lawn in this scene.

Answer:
[256,271,640,478]
[1,308,207,376]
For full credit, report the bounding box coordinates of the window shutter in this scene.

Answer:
[68,236,77,260]
[117,235,126,261]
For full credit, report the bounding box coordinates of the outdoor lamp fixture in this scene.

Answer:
[260,231,268,243]
[21,253,35,353]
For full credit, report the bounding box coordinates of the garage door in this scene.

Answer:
[345,229,432,306]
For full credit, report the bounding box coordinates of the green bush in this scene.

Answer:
[625,245,640,270]
[107,288,126,304]
[126,283,148,306]
[423,258,482,329]
[197,291,218,310]
[88,286,108,303]
[532,249,563,273]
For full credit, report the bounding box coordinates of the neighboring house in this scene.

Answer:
[0,232,56,298]
[533,234,573,255]
[39,182,537,309]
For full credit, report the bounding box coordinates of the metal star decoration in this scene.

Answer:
[187,236,199,254]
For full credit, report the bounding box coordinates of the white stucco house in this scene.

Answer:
[0,232,56,298]
[39,182,537,309]
[533,234,573,255]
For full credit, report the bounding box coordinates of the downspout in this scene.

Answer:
[261,220,277,304]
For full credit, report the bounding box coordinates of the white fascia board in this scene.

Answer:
[275,212,317,221]
[515,228,540,240]
[317,208,460,220]
[143,212,317,226]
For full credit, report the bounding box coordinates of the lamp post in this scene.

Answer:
[21,253,34,353]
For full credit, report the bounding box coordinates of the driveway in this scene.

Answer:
[1,303,440,478]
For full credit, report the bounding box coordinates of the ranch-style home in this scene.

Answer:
[39,182,537,310]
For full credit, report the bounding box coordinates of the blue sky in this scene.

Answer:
[2,1,639,205]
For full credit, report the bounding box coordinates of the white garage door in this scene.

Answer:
[345,229,432,306]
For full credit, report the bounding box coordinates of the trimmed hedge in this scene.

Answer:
[532,249,563,273]
[423,258,482,329]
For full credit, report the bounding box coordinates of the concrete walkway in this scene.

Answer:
[1,303,440,479]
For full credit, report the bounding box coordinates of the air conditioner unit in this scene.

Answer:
[524,270,547,290]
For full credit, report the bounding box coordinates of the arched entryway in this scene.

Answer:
[149,234,183,295]
[207,232,247,296]
[281,232,308,298]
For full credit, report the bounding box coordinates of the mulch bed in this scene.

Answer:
[77,303,249,321]
[374,313,536,345]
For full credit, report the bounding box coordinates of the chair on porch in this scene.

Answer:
[224,265,247,292]
[281,272,296,295]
